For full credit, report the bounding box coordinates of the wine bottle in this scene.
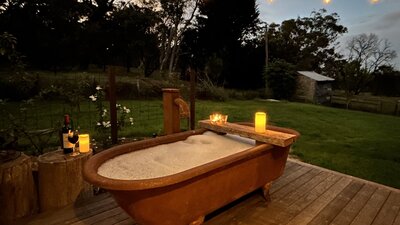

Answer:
[61,114,74,154]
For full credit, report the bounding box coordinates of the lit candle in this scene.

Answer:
[210,113,228,125]
[210,113,221,124]
[79,134,90,153]
[255,112,267,133]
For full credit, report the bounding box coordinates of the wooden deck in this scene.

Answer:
[20,159,400,225]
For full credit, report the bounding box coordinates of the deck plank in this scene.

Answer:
[349,188,391,225]
[114,219,136,225]
[393,211,400,225]
[270,164,314,194]
[286,176,353,225]
[371,191,400,225]
[20,160,400,225]
[307,180,364,225]
[330,184,377,225]
[266,173,342,224]
[24,193,117,225]
[70,206,123,225]
[271,168,321,201]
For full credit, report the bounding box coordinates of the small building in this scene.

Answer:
[294,71,335,104]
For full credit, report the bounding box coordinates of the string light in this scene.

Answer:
[323,0,332,4]
[264,0,381,5]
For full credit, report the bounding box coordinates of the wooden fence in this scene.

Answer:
[331,95,400,116]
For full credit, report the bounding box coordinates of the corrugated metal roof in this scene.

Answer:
[297,71,335,82]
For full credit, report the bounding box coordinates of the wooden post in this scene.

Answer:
[0,153,38,225]
[189,67,196,130]
[38,150,93,212]
[108,66,118,144]
[265,23,268,68]
[163,89,181,135]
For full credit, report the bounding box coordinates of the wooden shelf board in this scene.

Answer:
[198,120,296,147]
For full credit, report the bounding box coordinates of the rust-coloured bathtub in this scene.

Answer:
[83,123,299,225]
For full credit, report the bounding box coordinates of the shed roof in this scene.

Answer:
[297,71,334,82]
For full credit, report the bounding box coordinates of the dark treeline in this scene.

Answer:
[0,0,266,89]
[0,0,160,75]
[1,0,398,93]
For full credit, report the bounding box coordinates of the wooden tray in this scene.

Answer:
[198,120,296,147]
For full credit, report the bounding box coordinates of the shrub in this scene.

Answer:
[0,73,40,100]
[197,75,228,101]
[264,60,296,100]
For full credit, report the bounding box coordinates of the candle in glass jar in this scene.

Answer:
[210,113,221,124]
[79,134,90,153]
[255,112,267,133]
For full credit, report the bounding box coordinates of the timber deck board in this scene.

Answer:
[19,159,400,225]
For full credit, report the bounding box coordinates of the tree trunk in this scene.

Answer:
[38,149,93,212]
[168,35,180,75]
[0,153,38,225]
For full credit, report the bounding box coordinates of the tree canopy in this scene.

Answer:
[181,0,265,88]
[267,9,347,72]
[1,1,398,94]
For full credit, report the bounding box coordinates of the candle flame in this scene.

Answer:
[210,113,228,125]
[369,0,380,4]
[266,0,274,4]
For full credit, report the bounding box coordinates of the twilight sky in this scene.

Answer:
[256,0,400,69]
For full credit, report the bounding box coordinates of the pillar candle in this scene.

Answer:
[79,134,90,153]
[255,112,267,133]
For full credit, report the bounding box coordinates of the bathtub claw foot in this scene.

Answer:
[262,182,272,203]
[189,216,205,225]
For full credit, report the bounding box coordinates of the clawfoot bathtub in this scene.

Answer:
[83,123,299,225]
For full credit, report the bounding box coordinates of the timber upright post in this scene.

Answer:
[163,88,181,135]
[108,66,118,144]
[189,67,196,130]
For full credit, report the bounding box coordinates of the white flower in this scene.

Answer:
[96,86,102,90]
[121,106,130,114]
[102,109,107,117]
[89,95,97,101]
[102,121,111,128]
[116,104,121,108]
[96,122,101,126]
[129,117,134,125]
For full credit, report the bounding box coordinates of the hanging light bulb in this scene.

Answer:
[323,0,332,4]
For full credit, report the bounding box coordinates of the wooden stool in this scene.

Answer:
[0,153,37,225]
[38,149,93,212]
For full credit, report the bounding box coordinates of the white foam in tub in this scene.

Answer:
[97,131,255,180]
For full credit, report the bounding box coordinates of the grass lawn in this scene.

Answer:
[1,99,399,188]
[195,100,400,189]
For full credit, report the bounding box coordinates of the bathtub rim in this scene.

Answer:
[84,129,275,190]
[83,123,300,191]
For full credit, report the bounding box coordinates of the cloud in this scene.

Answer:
[372,10,400,30]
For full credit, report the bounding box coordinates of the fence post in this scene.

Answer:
[189,67,196,130]
[162,89,181,135]
[108,66,118,144]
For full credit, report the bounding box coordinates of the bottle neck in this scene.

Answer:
[64,114,70,125]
